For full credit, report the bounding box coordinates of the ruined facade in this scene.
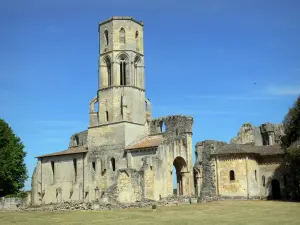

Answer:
[30,16,292,206]
[31,17,194,205]
[194,122,291,200]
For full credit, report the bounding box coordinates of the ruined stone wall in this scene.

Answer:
[230,122,284,146]
[195,141,226,199]
[69,130,88,148]
[230,123,263,145]
[37,153,86,205]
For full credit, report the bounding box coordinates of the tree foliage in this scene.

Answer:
[281,95,300,198]
[0,119,28,196]
[282,95,300,149]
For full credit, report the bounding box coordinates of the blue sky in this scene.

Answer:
[0,0,300,190]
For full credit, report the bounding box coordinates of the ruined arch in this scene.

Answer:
[160,121,166,133]
[89,96,98,113]
[73,135,79,146]
[173,156,187,196]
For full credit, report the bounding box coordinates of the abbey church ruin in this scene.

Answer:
[30,17,293,206]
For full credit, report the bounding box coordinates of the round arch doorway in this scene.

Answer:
[173,156,187,196]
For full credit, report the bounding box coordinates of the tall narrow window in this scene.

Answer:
[92,162,96,172]
[51,161,55,182]
[111,158,116,171]
[134,56,140,87]
[120,60,127,85]
[135,31,139,51]
[229,170,235,181]
[104,57,112,87]
[104,30,109,46]
[262,175,266,186]
[73,159,77,183]
[119,28,125,44]
[254,170,257,181]
[106,111,109,122]
[145,101,148,111]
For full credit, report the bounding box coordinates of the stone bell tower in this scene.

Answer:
[88,17,150,147]
[98,16,146,125]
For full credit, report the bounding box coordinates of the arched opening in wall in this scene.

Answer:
[73,135,79,146]
[104,30,109,46]
[229,170,235,181]
[73,159,77,183]
[111,158,116,171]
[119,55,127,86]
[254,170,257,181]
[135,30,139,51]
[173,156,187,196]
[271,179,281,200]
[119,27,125,44]
[134,55,140,87]
[105,57,112,86]
[262,176,266,186]
[175,128,179,136]
[161,122,166,133]
[106,111,109,122]
[51,161,55,183]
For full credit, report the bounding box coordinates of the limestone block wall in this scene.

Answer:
[38,153,86,204]
[258,156,287,198]
[217,155,248,197]
[97,87,147,125]
[247,157,260,197]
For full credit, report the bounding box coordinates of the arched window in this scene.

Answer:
[229,170,235,181]
[111,158,116,171]
[106,111,109,122]
[104,57,112,86]
[135,31,139,51]
[119,28,125,44]
[134,55,140,87]
[262,175,266,186]
[119,54,128,86]
[73,159,77,182]
[254,170,257,181]
[104,30,109,46]
[74,135,79,146]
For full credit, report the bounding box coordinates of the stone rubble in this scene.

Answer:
[13,196,192,212]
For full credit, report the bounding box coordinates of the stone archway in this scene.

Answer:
[271,179,281,200]
[173,156,187,196]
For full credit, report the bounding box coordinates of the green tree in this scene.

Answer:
[281,95,300,198]
[0,119,28,196]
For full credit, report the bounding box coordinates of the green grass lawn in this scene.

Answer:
[1,200,299,225]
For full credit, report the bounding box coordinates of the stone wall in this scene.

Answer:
[0,198,24,211]
[195,141,226,200]
[230,122,284,146]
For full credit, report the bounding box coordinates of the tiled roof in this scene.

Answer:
[36,145,88,158]
[125,135,165,150]
[212,144,284,156]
